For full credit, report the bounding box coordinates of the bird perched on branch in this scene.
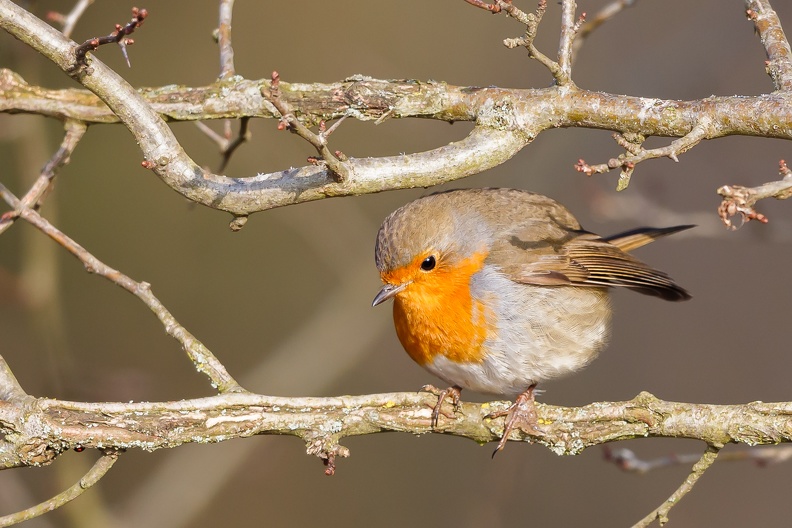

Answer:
[372,188,691,454]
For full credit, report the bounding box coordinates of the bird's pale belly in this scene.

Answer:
[425,270,613,397]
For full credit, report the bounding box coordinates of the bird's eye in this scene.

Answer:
[420,255,436,271]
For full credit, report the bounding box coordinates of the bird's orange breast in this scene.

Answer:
[387,251,495,366]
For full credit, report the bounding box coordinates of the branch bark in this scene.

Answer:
[2,0,792,220]
[0,391,789,471]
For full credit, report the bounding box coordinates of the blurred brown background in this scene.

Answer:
[1,0,791,526]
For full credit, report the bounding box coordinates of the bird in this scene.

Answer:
[372,188,691,454]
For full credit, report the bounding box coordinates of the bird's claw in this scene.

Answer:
[487,385,543,457]
[421,384,462,428]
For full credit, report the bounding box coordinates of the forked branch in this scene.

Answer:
[0,185,243,393]
[717,159,792,228]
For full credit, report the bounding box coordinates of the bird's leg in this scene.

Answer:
[488,383,542,456]
[421,384,462,428]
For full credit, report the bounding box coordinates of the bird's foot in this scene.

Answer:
[421,384,462,428]
[487,384,543,457]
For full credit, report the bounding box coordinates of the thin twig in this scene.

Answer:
[632,445,721,527]
[262,71,349,182]
[605,445,792,474]
[217,116,250,173]
[217,0,236,80]
[463,0,504,14]
[575,122,710,190]
[194,120,226,145]
[72,7,148,69]
[0,184,244,394]
[499,0,568,82]
[556,0,583,82]
[46,0,95,39]
[570,0,636,64]
[717,158,792,228]
[0,451,119,527]
[0,120,86,235]
[196,117,251,174]
[746,0,792,91]
[0,354,27,402]
[477,0,577,85]
[203,0,250,172]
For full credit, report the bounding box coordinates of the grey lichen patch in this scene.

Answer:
[477,98,517,131]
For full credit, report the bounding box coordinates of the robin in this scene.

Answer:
[372,188,691,454]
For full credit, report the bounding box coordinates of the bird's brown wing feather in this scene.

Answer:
[491,226,691,302]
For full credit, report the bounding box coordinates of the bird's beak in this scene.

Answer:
[372,282,410,307]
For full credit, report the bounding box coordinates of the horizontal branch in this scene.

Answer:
[1,391,791,470]
[3,0,792,224]
[4,68,792,140]
[5,68,792,216]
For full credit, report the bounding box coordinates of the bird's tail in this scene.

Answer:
[604,225,695,253]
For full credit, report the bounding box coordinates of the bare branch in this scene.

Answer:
[199,0,251,172]
[261,71,349,182]
[46,0,95,39]
[196,117,251,174]
[556,0,583,80]
[72,7,147,69]
[216,0,236,80]
[499,0,570,83]
[632,445,721,527]
[605,445,792,474]
[463,0,504,14]
[0,451,119,527]
[217,117,250,173]
[603,445,705,474]
[0,391,790,473]
[747,0,792,91]
[717,159,792,228]
[7,68,792,222]
[0,120,86,235]
[575,122,710,190]
[3,0,792,228]
[0,185,243,394]
[468,0,581,85]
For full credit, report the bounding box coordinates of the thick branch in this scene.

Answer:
[4,69,792,217]
[0,391,790,470]
[4,69,792,139]
[4,0,792,218]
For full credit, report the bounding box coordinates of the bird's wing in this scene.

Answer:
[490,225,691,302]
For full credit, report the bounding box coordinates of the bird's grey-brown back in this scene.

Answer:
[375,188,581,272]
